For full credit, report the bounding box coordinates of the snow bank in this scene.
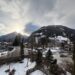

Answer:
[0,51,8,57]
[66,72,71,75]
[30,70,46,75]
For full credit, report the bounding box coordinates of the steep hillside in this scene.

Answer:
[28,25,75,42]
[0,32,28,42]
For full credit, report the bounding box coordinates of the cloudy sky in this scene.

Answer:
[0,0,75,36]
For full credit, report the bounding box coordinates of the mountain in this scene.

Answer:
[0,32,28,42]
[0,25,75,43]
[29,25,75,42]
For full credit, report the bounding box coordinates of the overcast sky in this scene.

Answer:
[0,0,75,36]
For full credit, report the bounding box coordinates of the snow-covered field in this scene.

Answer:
[0,47,72,75]
[44,47,72,75]
[52,47,72,75]
[0,58,36,75]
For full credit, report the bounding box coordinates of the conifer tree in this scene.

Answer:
[46,49,53,63]
[40,37,47,49]
[36,50,42,66]
[13,34,21,46]
[20,39,24,59]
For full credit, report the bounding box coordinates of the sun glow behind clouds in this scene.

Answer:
[16,30,30,36]
[14,24,30,36]
[16,29,21,33]
[15,28,30,36]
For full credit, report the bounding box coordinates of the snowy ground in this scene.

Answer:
[49,47,72,64]
[0,47,72,75]
[30,70,46,75]
[0,58,36,75]
[51,47,72,75]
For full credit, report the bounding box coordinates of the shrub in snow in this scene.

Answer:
[50,64,66,75]
[61,61,73,74]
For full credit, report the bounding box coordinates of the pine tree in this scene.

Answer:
[61,42,65,50]
[13,34,21,46]
[40,37,47,49]
[46,49,53,63]
[20,39,24,59]
[36,50,42,66]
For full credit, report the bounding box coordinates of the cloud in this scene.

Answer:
[62,14,75,29]
[0,0,75,35]
[24,22,40,34]
[28,0,56,18]
[54,0,75,29]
